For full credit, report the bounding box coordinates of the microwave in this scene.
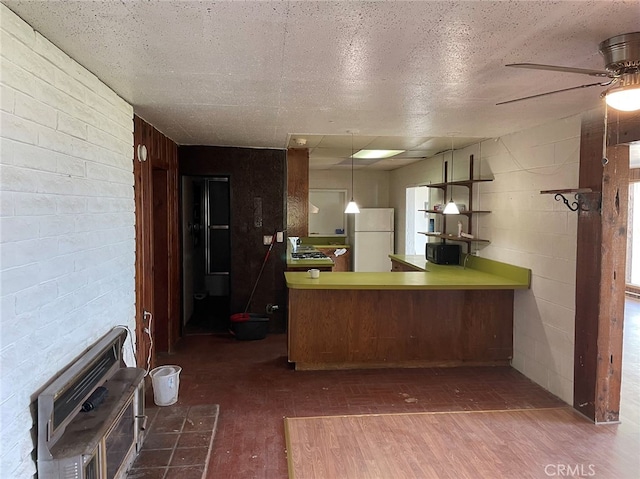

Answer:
[426,243,460,265]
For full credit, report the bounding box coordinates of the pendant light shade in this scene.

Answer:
[345,132,360,214]
[443,137,459,215]
[345,200,360,214]
[443,200,460,215]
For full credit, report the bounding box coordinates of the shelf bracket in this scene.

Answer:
[540,189,601,213]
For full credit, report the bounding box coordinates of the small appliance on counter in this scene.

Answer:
[426,243,460,265]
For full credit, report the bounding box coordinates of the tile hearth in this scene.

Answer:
[126,404,219,479]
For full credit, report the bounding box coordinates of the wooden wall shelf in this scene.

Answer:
[421,178,494,189]
[418,209,491,215]
[418,232,490,243]
[420,155,493,247]
[540,188,601,212]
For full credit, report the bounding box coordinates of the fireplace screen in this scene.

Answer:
[37,328,146,479]
[105,400,135,478]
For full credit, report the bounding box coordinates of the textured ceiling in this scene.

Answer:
[3,1,639,170]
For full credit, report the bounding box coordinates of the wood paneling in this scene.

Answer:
[152,169,169,351]
[575,109,636,422]
[134,116,179,363]
[286,148,309,238]
[134,116,154,368]
[179,146,287,332]
[391,258,423,271]
[288,288,513,369]
[315,247,351,271]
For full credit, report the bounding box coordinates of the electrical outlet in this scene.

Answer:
[263,235,272,245]
[276,231,284,242]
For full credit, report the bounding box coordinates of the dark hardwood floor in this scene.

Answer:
[149,298,639,478]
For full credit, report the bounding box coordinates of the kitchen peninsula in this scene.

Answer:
[285,254,530,370]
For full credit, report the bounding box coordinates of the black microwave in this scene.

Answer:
[426,243,460,265]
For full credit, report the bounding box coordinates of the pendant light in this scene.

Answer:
[345,132,360,214]
[443,137,460,215]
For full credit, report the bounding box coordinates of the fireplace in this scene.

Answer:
[37,328,146,479]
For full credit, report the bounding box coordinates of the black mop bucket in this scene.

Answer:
[230,231,276,340]
[230,313,269,340]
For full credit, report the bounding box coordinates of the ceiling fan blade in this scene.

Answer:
[506,63,610,77]
[496,82,604,106]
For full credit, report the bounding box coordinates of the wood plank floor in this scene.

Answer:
[151,298,640,478]
[285,407,638,479]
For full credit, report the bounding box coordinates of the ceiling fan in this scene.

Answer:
[498,32,640,111]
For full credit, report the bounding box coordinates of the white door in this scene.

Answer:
[354,232,394,272]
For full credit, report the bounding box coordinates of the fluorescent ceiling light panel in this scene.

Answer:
[352,149,405,159]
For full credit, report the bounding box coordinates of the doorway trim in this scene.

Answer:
[133,115,180,367]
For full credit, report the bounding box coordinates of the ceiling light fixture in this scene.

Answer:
[443,137,460,215]
[604,72,640,111]
[345,132,360,214]
[353,149,405,159]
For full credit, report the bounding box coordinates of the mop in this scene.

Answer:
[230,230,278,325]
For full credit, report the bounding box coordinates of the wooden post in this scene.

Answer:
[575,109,633,423]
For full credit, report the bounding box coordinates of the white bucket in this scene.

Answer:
[149,365,182,406]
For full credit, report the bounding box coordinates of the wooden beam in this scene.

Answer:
[595,144,628,422]
[575,108,635,423]
[286,148,309,237]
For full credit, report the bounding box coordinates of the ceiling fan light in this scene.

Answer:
[605,73,640,112]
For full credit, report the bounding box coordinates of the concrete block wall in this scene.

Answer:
[0,6,135,477]
[476,115,581,404]
[390,115,580,404]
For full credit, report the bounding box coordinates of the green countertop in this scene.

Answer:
[391,254,531,285]
[285,254,531,290]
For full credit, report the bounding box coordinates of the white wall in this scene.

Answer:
[310,169,390,208]
[390,115,581,404]
[389,152,447,253]
[0,6,135,477]
[478,117,580,404]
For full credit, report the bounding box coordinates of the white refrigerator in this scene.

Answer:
[350,208,395,272]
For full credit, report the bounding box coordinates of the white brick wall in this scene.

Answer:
[0,5,135,477]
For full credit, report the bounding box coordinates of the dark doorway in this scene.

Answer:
[182,176,231,333]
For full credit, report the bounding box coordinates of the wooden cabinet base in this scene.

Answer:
[286,265,333,272]
[294,359,509,371]
[316,248,352,271]
[288,288,513,370]
[391,259,423,271]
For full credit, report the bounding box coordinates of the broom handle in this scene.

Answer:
[244,231,278,313]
